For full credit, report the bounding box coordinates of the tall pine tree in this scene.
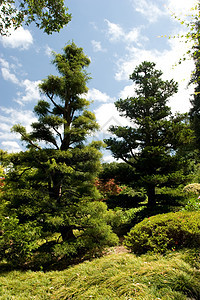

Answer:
[105,61,193,206]
[2,43,118,264]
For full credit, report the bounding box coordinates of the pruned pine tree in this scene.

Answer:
[2,43,118,264]
[105,61,193,206]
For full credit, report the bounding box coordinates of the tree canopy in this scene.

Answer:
[0,43,118,266]
[0,0,71,35]
[105,61,193,206]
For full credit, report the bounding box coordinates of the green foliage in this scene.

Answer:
[189,5,200,150]
[0,215,41,266]
[1,43,118,267]
[0,0,71,35]
[105,188,146,209]
[99,162,136,185]
[52,201,119,259]
[107,206,146,236]
[124,211,200,254]
[105,61,193,206]
[181,183,200,211]
[182,197,200,211]
[155,186,186,206]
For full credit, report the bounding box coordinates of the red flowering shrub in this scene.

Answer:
[0,177,5,189]
[95,178,124,199]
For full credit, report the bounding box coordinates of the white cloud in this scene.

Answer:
[45,45,53,57]
[0,107,37,129]
[0,57,41,105]
[119,84,137,99]
[0,57,9,69]
[1,67,19,84]
[15,79,41,105]
[105,19,124,42]
[102,154,119,163]
[105,20,147,46]
[86,88,114,103]
[125,27,148,45]
[0,107,37,152]
[0,27,33,50]
[1,141,22,153]
[131,0,166,23]
[91,40,107,52]
[94,103,132,134]
[90,22,98,31]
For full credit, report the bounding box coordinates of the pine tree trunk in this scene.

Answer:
[147,185,156,207]
[60,225,75,241]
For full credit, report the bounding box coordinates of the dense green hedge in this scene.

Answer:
[124,211,200,254]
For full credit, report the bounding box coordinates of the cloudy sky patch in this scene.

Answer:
[0,27,33,50]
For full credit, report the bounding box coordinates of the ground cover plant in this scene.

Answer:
[0,250,200,299]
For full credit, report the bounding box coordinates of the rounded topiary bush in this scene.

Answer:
[124,211,200,254]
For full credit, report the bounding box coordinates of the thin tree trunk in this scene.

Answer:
[147,185,156,207]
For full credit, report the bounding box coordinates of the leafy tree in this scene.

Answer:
[95,178,124,200]
[189,3,200,149]
[105,61,193,206]
[170,2,200,153]
[0,0,71,35]
[1,43,118,265]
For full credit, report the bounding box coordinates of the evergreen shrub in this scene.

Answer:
[124,211,200,254]
[182,197,200,211]
[0,216,41,266]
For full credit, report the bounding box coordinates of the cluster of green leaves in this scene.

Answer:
[50,201,119,260]
[0,0,71,35]
[182,197,200,211]
[0,215,41,266]
[124,211,200,254]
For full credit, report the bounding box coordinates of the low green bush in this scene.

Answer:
[124,211,200,254]
[0,202,119,269]
[0,216,41,266]
[182,197,200,211]
[106,206,146,236]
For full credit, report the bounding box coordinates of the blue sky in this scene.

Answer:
[0,0,197,162]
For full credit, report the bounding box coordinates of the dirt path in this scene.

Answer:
[104,245,131,255]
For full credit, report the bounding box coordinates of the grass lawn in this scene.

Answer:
[0,249,200,299]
